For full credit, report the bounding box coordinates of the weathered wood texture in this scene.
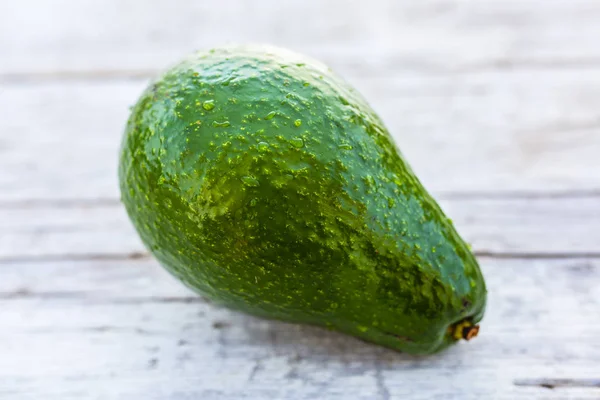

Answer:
[2,0,600,398]
[2,71,600,201]
[1,197,599,260]
[2,257,600,400]
[2,0,600,75]
[3,0,600,200]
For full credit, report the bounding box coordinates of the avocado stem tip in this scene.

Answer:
[451,320,480,341]
[463,324,479,341]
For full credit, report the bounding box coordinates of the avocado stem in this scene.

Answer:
[451,320,480,341]
[462,324,480,340]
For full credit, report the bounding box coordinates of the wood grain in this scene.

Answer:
[1,257,599,399]
[2,0,600,76]
[1,196,599,260]
[3,68,600,202]
[2,0,600,398]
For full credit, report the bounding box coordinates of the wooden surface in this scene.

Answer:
[1,0,599,399]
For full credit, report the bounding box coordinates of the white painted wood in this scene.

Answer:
[2,0,600,75]
[1,258,599,399]
[3,67,600,202]
[1,196,599,259]
[2,0,600,398]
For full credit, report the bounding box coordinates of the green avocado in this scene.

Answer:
[119,44,486,354]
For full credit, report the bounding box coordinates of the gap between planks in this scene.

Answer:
[1,189,600,210]
[514,378,600,389]
[6,57,600,84]
[2,251,600,266]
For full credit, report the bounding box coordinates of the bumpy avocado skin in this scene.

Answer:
[119,45,486,354]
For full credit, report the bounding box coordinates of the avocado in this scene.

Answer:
[119,45,486,354]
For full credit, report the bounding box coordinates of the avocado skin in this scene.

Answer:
[119,45,486,354]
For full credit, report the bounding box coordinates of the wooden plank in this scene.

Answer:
[2,1,599,399]
[1,196,598,259]
[2,0,600,76]
[1,257,599,399]
[2,68,600,202]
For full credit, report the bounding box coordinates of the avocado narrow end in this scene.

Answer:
[450,320,480,341]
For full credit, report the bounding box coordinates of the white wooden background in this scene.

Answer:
[1,1,600,399]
